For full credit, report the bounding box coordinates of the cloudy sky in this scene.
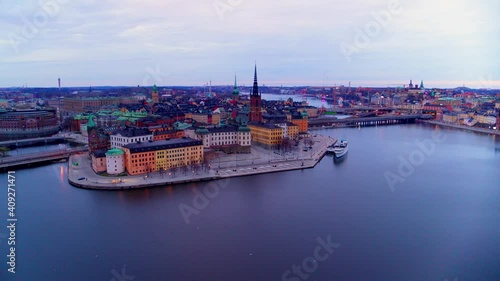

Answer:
[0,0,498,88]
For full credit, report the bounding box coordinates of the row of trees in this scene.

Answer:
[157,156,215,178]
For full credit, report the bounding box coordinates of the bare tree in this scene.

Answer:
[181,162,188,175]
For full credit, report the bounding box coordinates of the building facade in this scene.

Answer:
[110,128,153,148]
[248,123,284,148]
[291,111,309,133]
[276,123,299,140]
[153,130,185,141]
[0,108,59,140]
[193,125,251,153]
[87,115,110,153]
[91,150,107,173]
[122,138,204,176]
[105,148,125,175]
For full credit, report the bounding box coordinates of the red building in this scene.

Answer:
[87,115,110,153]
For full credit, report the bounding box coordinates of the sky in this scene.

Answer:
[0,0,498,88]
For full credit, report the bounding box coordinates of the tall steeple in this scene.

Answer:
[249,63,262,123]
[232,75,240,101]
[152,84,159,103]
[420,80,424,89]
[252,63,259,96]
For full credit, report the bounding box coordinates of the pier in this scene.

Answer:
[68,135,337,190]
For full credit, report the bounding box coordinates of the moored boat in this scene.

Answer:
[332,139,348,158]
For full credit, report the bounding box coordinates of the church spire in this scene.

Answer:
[233,75,239,96]
[252,63,259,96]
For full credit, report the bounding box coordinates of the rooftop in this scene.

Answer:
[123,138,202,154]
[106,148,125,156]
[112,128,152,137]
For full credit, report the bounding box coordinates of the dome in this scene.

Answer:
[195,126,210,135]
[106,148,125,156]
[238,125,251,132]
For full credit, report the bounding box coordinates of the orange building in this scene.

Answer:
[153,130,185,141]
[122,138,204,175]
[291,111,309,133]
[91,150,107,173]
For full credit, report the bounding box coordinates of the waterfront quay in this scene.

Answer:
[68,134,337,190]
[420,120,500,136]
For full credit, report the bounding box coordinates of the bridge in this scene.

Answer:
[0,136,66,148]
[0,135,87,148]
[0,147,88,170]
[323,106,396,114]
[309,114,432,129]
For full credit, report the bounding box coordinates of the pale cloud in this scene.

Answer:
[0,0,498,87]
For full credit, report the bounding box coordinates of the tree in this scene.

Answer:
[171,166,178,178]
[0,147,9,157]
[181,162,188,175]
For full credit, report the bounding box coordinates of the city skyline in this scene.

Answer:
[1,0,498,88]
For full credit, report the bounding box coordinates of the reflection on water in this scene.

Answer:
[333,153,348,164]
[9,124,500,281]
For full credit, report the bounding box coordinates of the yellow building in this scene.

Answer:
[122,138,204,175]
[287,124,299,140]
[276,122,299,140]
[211,113,220,125]
[192,113,208,124]
[442,113,458,123]
[248,123,284,148]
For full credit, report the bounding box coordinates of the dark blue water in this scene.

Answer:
[1,124,499,281]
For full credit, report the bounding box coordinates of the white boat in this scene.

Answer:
[331,139,348,158]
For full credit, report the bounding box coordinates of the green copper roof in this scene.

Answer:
[153,84,158,92]
[301,110,308,117]
[195,126,210,135]
[87,115,96,127]
[106,148,125,156]
[233,75,239,96]
[238,125,251,132]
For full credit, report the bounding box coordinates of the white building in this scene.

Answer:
[105,148,125,175]
[110,128,153,148]
[193,125,251,153]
